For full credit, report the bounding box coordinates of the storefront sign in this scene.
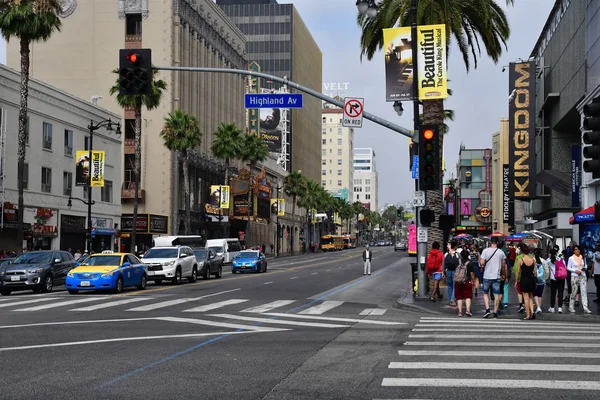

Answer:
[92,217,113,229]
[32,224,58,236]
[247,61,261,136]
[572,145,580,208]
[149,215,168,234]
[2,202,16,222]
[502,164,515,225]
[35,208,54,219]
[120,214,149,233]
[61,215,86,230]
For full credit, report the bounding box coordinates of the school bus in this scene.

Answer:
[321,235,344,251]
[342,235,357,249]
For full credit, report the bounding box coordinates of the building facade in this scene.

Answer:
[217,0,323,183]
[353,148,378,211]
[7,0,249,250]
[0,65,122,253]
[321,107,354,201]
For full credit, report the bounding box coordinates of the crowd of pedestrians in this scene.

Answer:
[426,237,600,319]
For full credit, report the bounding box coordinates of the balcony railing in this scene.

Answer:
[121,181,144,201]
[124,138,135,154]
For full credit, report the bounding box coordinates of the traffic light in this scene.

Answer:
[396,210,402,218]
[119,48,152,95]
[418,125,441,190]
[583,96,600,179]
[420,209,435,227]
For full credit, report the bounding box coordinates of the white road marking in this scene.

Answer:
[413,328,598,334]
[126,288,240,311]
[240,300,296,314]
[182,299,249,312]
[290,277,298,280]
[0,298,58,309]
[263,313,405,325]
[263,281,274,285]
[14,297,103,311]
[404,341,600,348]
[381,378,600,390]
[311,272,318,275]
[397,350,600,359]
[209,313,350,328]
[0,317,158,329]
[360,308,387,316]
[388,362,600,372]
[156,317,289,332]
[418,319,600,328]
[325,270,331,272]
[69,297,152,311]
[299,300,344,315]
[409,334,600,340]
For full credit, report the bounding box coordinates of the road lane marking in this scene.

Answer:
[240,300,296,313]
[0,298,58,309]
[290,276,298,280]
[156,316,289,332]
[397,350,600,359]
[299,300,344,315]
[360,308,387,316]
[409,334,600,340]
[404,341,600,348]
[416,323,600,330]
[263,281,274,285]
[418,318,600,328]
[381,379,600,390]
[181,299,249,312]
[413,328,599,334]
[388,362,600,372]
[125,288,241,311]
[209,314,351,328]
[13,297,102,311]
[0,317,158,329]
[311,272,318,275]
[263,313,406,325]
[69,297,152,311]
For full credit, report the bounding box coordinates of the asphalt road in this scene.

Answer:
[2,248,600,400]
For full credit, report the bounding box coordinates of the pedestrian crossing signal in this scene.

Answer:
[119,49,152,95]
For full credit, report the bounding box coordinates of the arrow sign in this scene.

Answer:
[342,97,364,128]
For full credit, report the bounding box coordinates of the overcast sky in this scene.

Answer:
[0,0,555,206]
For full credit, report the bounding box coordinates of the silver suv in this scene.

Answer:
[395,241,407,251]
[141,246,197,285]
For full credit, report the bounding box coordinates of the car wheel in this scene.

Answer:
[68,289,79,295]
[41,275,54,293]
[203,265,210,280]
[190,267,198,283]
[172,268,182,285]
[137,274,147,290]
[0,289,11,296]
[216,265,222,279]
[114,276,124,294]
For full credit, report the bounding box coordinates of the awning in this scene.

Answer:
[569,205,596,225]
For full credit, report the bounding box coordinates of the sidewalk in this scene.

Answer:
[397,269,600,321]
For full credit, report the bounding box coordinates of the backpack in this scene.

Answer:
[454,260,468,284]
[426,251,443,274]
[536,263,546,284]
[509,247,516,262]
[554,259,568,280]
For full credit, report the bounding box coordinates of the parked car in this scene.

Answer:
[193,248,223,279]
[0,258,15,267]
[141,246,197,285]
[232,250,267,274]
[66,252,147,294]
[0,250,75,295]
[395,241,407,251]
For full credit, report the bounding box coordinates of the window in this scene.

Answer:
[63,171,72,196]
[337,138,342,145]
[322,128,326,134]
[329,138,332,143]
[84,136,90,151]
[101,180,113,203]
[64,129,73,156]
[366,194,371,200]
[322,117,326,124]
[322,169,326,175]
[126,13,142,35]
[356,194,360,200]
[322,139,326,145]
[337,159,342,165]
[365,186,371,192]
[41,167,52,193]
[329,128,332,132]
[337,180,342,186]
[23,163,29,190]
[322,160,326,165]
[42,122,52,150]
[338,128,342,135]
[321,149,326,156]
[322,182,326,187]
[337,170,342,176]
[337,149,342,156]
[365,179,371,184]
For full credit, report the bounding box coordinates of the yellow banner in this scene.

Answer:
[210,185,230,209]
[90,151,105,187]
[220,185,230,209]
[75,150,104,187]
[417,24,448,100]
[271,199,285,216]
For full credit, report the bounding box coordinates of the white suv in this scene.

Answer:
[141,246,197,285]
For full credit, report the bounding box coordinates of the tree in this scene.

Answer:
[160,110,202,235]
[211,123,243,184]
[0,0,62,247]
[109,69,167,252]
[298,179,322,242]
[352,201,367,244]
[358,0,513,249]
[283,170,306,254]
[240,134,269,167]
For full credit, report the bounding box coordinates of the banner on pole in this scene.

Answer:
[417,24,448,100]
[75,150,105,187]
[383,26,413,102]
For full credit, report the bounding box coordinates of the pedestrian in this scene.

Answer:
[564,240,577,305]
[443,240,459,306]
[426,241,444,302]
[547,247,567,313]
[469,244,482,297]
[455,249,475,317]
[567,245,592,314]
[262,244,266,255]
[498,240,509,308]
[74,249,82,261]
[516,243,536,320]
[270,243,275,256]
[533,248,550,314]
[68,247,73,255]
[362,244,372,275]
[593,242,600,304]
[479,236,507,318]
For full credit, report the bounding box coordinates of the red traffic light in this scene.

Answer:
[127,53,139,63]
[423,129,434,140]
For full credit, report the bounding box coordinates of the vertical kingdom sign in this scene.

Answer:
[508,61,536,199]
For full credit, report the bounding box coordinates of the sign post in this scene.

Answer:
[342,97,364,128]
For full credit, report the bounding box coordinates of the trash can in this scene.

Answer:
[410,262,419,296]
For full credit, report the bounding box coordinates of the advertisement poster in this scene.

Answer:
[260,108,283,152]
[508,61,536,199]
[75,150,104,187]
[383,26,413,101]
[210,185,221,208]
[461,199,472,216]
[503,164,515,225]
[572,145,581,208]
[220,185,230,209]
[270,199,285,216]
[416,24,448,100]
[579,223,600,261]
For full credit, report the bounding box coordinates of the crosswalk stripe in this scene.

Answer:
[409,334,600,340]
[413,328,597,334]
[240,300,296,313]
[182,299,249,312]
[0,298,58,309]
[404,341,600,348]
[418,319,600,328]
[360,308,387,316]
[397,350,600,359]
[69,297,152,311]
[13,298,102,311]
[381,378,600,390]
[209,313,351,328]
[388,362,600,372]
[416,323,600,330]
[125,288,241,311]
[299,301,344,315]
[263,313,405,325]
[156,317,290,332]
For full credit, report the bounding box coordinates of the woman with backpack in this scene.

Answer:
[533,248,550,314]
[547,248,567,313]
[454,249,475,317]
[469,244,482,297]
[426,241,445,302]
[516,243,536,320]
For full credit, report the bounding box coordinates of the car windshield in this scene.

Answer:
[209,246,223,253]
[1,259,15,266]
[237,251,258,258]
[194,249,208,258]
[144,248,178,259]
[13,252,52,265]
[81,255,122,266]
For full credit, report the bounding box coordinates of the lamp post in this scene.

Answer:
[84,119,121,253]
[275,181,283,258]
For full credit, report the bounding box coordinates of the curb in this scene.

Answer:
[395,295,441,315]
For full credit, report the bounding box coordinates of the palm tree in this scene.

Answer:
[358,0,513,248]
[109,69,167,252]
[211,123,244,184]
[160,110,202,235]
[241,134,269,168]
[283,170,306,254]
[298,179,321,243]
[0,0,62,245]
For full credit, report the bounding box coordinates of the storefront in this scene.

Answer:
[60,214,87,252]
[91,217,118,252]
[1,202,30,252]
[120,213,168,253]
[29,208,58,251]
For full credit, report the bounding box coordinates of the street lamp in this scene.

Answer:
[357,0,378,18]
[393,101,404,116]
[356,0,369,14]
[85,118,121,253]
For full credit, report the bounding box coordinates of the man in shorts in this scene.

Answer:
[479,237,507,318]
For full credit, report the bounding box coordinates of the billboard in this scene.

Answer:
[260,108,282,152]
[508,61,536,199]
[75,150,105,187]
[210,185,230,209]
[383,26,413,101]
[417,24,448,100]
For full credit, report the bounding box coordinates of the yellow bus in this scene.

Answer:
[342,235,356,249]
[321,235,344,251]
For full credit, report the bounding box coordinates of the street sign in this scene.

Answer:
[411,155,419,179]
[417,227,428,243]
[245,93,303,109]
[342,97,364,127]
[413,191,425,207]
